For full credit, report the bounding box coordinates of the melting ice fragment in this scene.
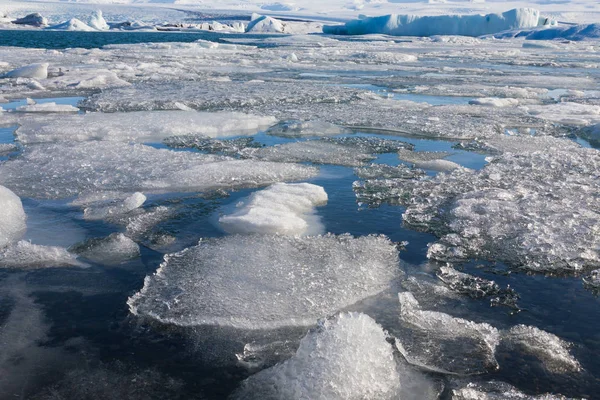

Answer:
[83,192,146,221]
[0,241,83,269]
[500,325,581,374]
[70,233,140,265]
[128,234,400,330]
[397,149,462,172]
[219,183,328,236]
[396,292,500,375]
[0,185,26,248]
[0,142,318,199]
[231,312,402,400]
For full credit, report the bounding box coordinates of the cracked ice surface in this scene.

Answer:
[127,234,400,330]
[232,313,402,400]
[0,142,318,199]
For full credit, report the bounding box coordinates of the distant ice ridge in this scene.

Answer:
[14,111,277,144]
[0,142,318,199]
[323,9,549,37]
[390,137,600,273]
[219,183,328,236]
[0,185,26,249]
[128,234,400,329]
[232,313,402,399]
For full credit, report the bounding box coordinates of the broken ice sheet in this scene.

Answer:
[450,380,573,400]
[0,142,318,199]
[395,292,500,375]
[128,234,400,330]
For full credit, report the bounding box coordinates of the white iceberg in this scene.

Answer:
[246,13,286,33]
[219,183,328,236]
[128,234,400,329]
[48,18,96,32]
[89,10,109,31]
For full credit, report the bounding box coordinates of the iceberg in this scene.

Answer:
[128,234,400,329]
[0,185,26,249]
[12,13,47,27]
[89,10,109,31]
[246,14,286,34]
[323,9,546,37]
[48,18,96,32]
[231,313,402,399]
[219,183,328,236]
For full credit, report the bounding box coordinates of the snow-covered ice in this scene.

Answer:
[128,234,400,329]
[219,183,328,236]
[2,63,48,79]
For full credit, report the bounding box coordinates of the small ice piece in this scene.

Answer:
[89,10,109,30]
[246,13,286,33]
[70,233,140,265]
[128,234,400,329]
[231,313,402,400]
[2,63,48,79]
[398,149,461,171]
[266,120,349,138]
[469,98,520,107]
[83,192,146,220]
[219,183,328,236]
[0,185,26,248]
[354,164,425,180]
[15,111,276,144]
[396,292,500,375]
[451,380,572,399]
[15,102,79,113]
[12,13,47,27]
[501,325,581,374]
[0,241,83,269]
[48,18,96,31]
[323,8,544,37]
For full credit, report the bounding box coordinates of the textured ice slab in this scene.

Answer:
[501,325,581,374]
[70,233,140,265]
[397,138,600,273]
[451,381,572,400]
[219,183,328,236]
[232,313,401,400]
[82,192,146,221]
[0,241,82,269]
[396,292,500,375]
[128,234,400,329]
[0,185,26,249]
[15,111,277,144]
[0,142,318,199]
[2,63,48,79]
[323,9,545,37]
[437,266,519,309]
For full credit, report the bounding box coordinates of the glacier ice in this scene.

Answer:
[0,185,26,248]
[231,312,402,400]
[323,9,546,37]
[128,234,400,329]
[14,111,277,144]
[396,292,500,375]
[500,325,581,374]
[219,183,328,236]
[0,142,318,199]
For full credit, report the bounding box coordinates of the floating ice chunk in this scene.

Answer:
[583,269,600,292]
[15,102,79,113]
[0,241,83,269]
[451,381,572,399]
[15,111,276,144]
[128,234,400,329]
[89,10,109,30]
[355,164,424,180]
[164,136,262,156]
[219,183,327,236]
[83,192,146,221]
[0,185,26,249]
[70,233,140,265]
[396,292,500,375]
[232,313,402,400]
[398,149,462,171]
[501,325,581,374]
[246,14,286,33]
[12,13,47,27]
[0,142,318,199]
[323,9,543,37]
[49,18,96,31]
[469,98,520,107]
[2,63,48,79]
[266,120,349,138]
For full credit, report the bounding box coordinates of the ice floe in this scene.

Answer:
[0,185,26,248]
[0,240,83,268]
[232,312,402,399]
[396,292,500,375]
[128,234,400,329]
[219,183,328,236]
[0,142,318,199]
